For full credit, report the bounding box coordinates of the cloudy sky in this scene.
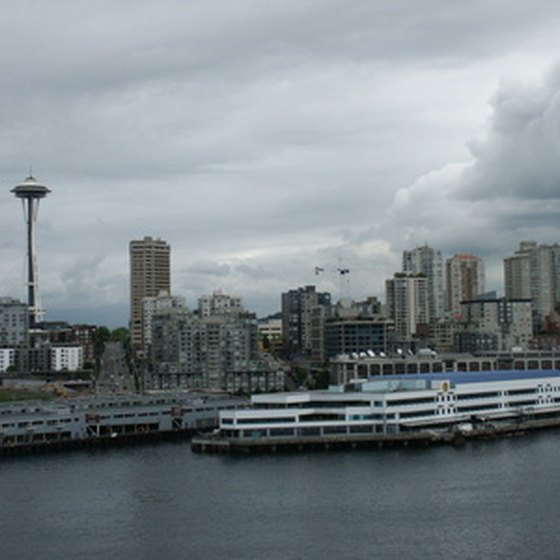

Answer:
[1,1,560,327]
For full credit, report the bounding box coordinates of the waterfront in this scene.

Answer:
[1,433,560,559]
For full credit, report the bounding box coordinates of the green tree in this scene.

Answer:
[110,327,129,343]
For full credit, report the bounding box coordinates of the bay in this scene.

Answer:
[1,432,560,560]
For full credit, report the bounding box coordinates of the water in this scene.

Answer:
[1,433,560,560]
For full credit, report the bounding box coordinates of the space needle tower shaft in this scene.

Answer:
[11,175,51,329]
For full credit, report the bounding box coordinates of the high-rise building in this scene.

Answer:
[129,236,171,352]
[385,273,429,342]
[445,254,485,317]
[504,241,560,331]
[281,285,331,356]
[402,245,444,321]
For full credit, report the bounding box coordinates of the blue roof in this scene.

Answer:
[367,369,560,385]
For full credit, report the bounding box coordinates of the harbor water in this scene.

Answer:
[1,432,560,560]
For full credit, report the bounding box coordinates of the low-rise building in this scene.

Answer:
[50,345,83,372]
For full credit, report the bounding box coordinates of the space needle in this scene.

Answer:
[11,174,51,329]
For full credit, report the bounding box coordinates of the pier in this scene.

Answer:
[0,392,247,456]
[191,416,560,454]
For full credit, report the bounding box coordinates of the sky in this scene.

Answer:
[1,1,560,328]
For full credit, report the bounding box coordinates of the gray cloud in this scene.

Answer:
[1,2,560,326]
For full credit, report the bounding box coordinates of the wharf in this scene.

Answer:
[0,392,247,457]
[191,416,560,454]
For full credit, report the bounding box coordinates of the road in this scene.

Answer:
[97,342,134,394]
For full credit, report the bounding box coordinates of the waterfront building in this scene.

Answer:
[504,241,560,331]
[445,254,485,317]
[385,273,429,343]
[129,236,171,353]
[0,297,28,347]
[215,369,560,443]
[402,244,444,321]
[0,392,246,452]
[281,286,331,356]
[330,349,560,385]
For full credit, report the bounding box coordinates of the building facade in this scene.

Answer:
[402,245,444,321]
[281,285,331,356]
[445,254,485,317]
[385,274,429,342]
[0,297,28,347]
[456,297,533,352]
[150,295,285,393]
[50,345,84,372]
[198,291,242,318]
[142,291,185,350]
[129,237,171,353]
[504,241,560,331]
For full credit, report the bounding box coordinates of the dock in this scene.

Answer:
[191,416,560,454]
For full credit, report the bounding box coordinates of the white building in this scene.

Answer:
[50,345,83,372]
[0,348,15,372]
[217,369,560,441]
[403,245,444,321]
[385,274,429,341]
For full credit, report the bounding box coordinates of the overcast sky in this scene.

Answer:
[2,1,560,327]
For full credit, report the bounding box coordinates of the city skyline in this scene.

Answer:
[1,2,560,327]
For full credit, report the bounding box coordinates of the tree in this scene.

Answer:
[110,327,129,343]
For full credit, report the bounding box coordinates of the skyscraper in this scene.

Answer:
[11,175,51,328]
[129,236,170,352]
[445,254,485,317]
[402,244,444,322]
